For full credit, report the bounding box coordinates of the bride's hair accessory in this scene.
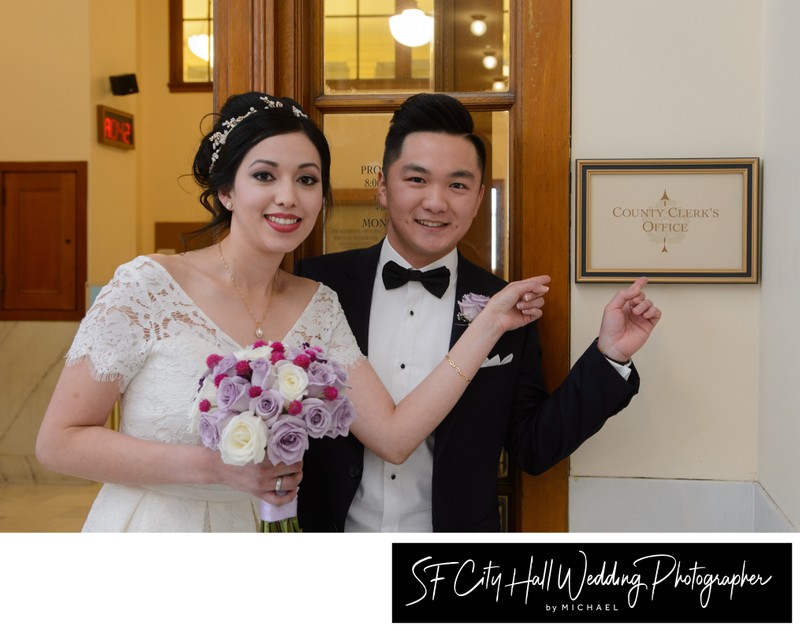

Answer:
[209,96,308,172]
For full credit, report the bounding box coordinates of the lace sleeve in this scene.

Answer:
[66,257,157,391]
[288,284,365,369]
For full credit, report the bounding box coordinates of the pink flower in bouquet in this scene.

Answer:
[206,353,224,369]
[286,400,303,416]
[293,353,311,369]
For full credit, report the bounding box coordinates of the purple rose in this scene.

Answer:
[330,360,349,388]
[328,397,356,438]
[212,354,238,379]
[267,415,309,465]
[198,410,233,450]
[457,292,490,324]
[249,388,284,426]
[250,357,276,390]
[283,346,307,363]
[216,376,251,413]
[301,398,333,439]
[306,361,338,397]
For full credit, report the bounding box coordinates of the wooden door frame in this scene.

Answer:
[512,0,571,532]
[213,0,571,532]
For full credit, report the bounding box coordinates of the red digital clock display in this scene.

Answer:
[97,105,135,150]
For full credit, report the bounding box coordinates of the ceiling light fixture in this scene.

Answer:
[470,15,487,37]
[188,33,213,65]
[482,51,499,70]
[389,8,434,47]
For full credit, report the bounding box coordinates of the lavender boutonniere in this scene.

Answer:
[457,293,490,325]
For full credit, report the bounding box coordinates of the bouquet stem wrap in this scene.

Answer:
[260,497,301,532]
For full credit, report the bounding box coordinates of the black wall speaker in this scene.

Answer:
[109,74,139,95]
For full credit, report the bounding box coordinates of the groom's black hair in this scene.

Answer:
[381,93,486,178]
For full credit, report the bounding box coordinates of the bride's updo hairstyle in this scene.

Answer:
[191,91,332,237]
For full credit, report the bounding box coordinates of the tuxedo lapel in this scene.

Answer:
[335,242,383,356]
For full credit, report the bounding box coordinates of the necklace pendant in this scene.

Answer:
[255,325,264,339]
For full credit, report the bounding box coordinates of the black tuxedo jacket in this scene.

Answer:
[295,242,639,532]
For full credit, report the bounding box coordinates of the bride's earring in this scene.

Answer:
[225,201,233,210]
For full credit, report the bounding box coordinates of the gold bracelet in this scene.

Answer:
[445,354,471,384]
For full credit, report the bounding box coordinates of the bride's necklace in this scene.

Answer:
[218,241,275,340]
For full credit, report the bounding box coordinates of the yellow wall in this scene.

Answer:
[0,1,91,162]
[0,0,210,481]
[88,0,139,282]
[136,0,211,256]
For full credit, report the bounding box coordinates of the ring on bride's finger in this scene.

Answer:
[275,476,282,493]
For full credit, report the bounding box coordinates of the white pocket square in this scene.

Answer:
[481,353,513,368]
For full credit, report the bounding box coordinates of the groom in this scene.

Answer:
[296,93,661,532]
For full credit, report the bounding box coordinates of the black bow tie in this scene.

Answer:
[382,260,451,298]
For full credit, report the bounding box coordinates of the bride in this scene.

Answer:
[35,92,547,532]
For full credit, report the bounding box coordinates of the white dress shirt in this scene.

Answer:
[345,240,458,532]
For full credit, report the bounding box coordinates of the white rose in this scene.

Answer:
[218,412,268,466]
[236,345,272,361]
[187,378,219,434]
[275,363,309,401]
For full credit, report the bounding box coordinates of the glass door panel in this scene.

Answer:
[324,0,435,93]
[323,112,392,253]
[323,0,509,94]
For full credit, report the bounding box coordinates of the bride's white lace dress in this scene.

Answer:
[67,256,362,532]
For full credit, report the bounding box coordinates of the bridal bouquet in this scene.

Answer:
[189,339,355,532]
